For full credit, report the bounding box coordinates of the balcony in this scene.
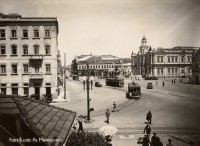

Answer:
[29,54,44,60]
[29,73,44,79]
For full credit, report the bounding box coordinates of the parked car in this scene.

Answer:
[30,94,40,100]
[125,75,129,78]
[66,75,69,79]
[95,82,102,87]
[147,82,153,89]
[42,94,53,103]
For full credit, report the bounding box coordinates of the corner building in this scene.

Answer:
[0,13,59,97]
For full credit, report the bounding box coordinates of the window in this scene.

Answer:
[161,56,163,62]
[172,56,174,62]
[45,46,50,55]
[175,56,178,62]
[45,30,50,38]
[188,68,190,73]
[187,56,191,62]
[23,30,28,38]
[46,64,51,73]
[35,67,39,73]
[157,56,159,62]
[168,56,170,62]
[157,69,160,75]
[23,64,28,73]
[11,30,17,38]
[0,45,6,55]
[24,87,29,95]
[168,68,171,74]
[0,29,5,38]
[12,65,17,74]
[12,83,18,95]
[161,68,163,74]
[11,45,17,55]
[0,65,6,74]
[196,63,198,69]
[171,68,174,74]
[175,68,178,74]
[34,45,39,54]
[34,30,39,38]
[181,56,184,62]
[23,45,28,54]
[1,84,6,95]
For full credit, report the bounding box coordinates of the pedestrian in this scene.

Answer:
[112,102,119,112]
[171,80,173,84]
[146,111,152,125]
[156,137,163,146]
[105,135,113,146]
[151,132,157,146]
[144,124,151,137]
[174,79,176,84]
[156,81,158,85]
[142,135,150,146]
[78,116,83,133]
[105,109,110,124]
[162,81,165,87]
[166,138,174,146]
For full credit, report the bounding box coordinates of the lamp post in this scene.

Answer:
[83,64,94,121]
[131,51,134,75]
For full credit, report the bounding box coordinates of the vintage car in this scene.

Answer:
[30,94,40,100]
[42,94,53,103]
[126,82,141,99]
[95,82,102,87]
[147,82,153,89]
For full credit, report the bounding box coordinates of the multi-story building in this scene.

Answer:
[73,54,130,76]
[192,48,200,84]
[0,13,59,97]
[132,36,199,79]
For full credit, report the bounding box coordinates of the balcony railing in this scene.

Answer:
[29,73,43,79]
[29,54,44,60]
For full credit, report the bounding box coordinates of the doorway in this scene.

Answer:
[35,87,40,95]
[46,87,51,95]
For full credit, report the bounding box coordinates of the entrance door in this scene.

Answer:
[46,87,51,95]
[35,87,40,95]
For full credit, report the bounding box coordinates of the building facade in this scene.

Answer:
[73,54,131,76]
[192,49,200,84]
[132,36,199,79]
[0,13,59,97]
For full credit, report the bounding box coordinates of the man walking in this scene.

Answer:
[151,132,157,146]
[112,102,119,112]
[166,138,174,146]
[142,135,150,146]
[105,109,110,124]
[162,81,165,87]
[78,116,83,133]
[146,111,152,125]
[144,124,151,137]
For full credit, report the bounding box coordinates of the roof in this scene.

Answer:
[0,94,77,145]
[128,82,141,88]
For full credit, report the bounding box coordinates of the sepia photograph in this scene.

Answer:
[0,0,200,146]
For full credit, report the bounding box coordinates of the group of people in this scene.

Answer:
[171,79,176,84]
[105,102,119,124]
[72,115,84,133]
[142,111,175,146]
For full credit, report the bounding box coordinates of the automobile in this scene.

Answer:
[147,82,153,89]
[125,75,129,78]
[30,94,40,100]
[95,82,102,87]
[42,94,53,103]
[126,82,141,99]
[66,75,69,79]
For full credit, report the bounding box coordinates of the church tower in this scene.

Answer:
[139,36,149,54]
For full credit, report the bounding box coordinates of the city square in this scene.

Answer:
[0,0,200,146]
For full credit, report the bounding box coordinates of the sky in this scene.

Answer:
[0,0,200,65]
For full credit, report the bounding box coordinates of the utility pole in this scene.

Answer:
[64,53,66,99]
[86,64,90,121]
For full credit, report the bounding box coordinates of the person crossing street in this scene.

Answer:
[144,124,151,137]
[146,111,152,125]
[112,102,119,112]
[105,109,110,124]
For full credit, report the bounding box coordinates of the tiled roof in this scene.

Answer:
[0,95,77,145]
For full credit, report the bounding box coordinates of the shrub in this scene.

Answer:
[65,131,107,146]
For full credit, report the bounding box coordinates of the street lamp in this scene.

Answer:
[131,51,134,75]
[83,64,94,121]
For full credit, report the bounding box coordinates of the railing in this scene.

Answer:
[29,73,43,79]
[29,54,44,59]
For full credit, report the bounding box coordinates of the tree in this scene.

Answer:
[71,58,78,75]
[65,131,107,146]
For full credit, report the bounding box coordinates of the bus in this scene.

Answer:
[105,77,124,87]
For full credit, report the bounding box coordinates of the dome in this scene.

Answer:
[142,36,146,41]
